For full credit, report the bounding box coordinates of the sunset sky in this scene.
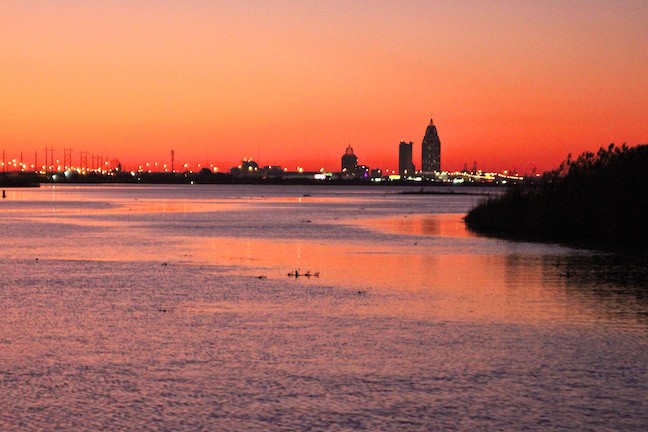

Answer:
[2,1,647,173]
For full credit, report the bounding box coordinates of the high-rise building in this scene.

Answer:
[399,141,415,176]
[341,144,358,173]
[421,117,441,172]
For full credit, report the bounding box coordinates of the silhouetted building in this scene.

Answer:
[262,165,284,179]
[230,159,260,177]
[399,141,415,176]
[341,144,358,173]
[354,165,369,179]
[421,117,441,172]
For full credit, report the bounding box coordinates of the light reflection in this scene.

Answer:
[189,233,621,325]
[1,185,645,329]
[355,213,478,238]
[1,185,646,432]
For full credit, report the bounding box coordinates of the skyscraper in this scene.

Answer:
[421,117,441,173]
[399,141,415,176]
[341,144,358,173]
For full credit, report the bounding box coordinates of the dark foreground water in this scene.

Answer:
[1,185,646,431]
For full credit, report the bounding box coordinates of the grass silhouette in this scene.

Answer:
[465,144,648,254]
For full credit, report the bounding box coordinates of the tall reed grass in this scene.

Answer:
[465,144,648,254]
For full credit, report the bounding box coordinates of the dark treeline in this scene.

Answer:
[465,144,648,254]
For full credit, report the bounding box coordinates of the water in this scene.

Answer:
[1,184,646,431]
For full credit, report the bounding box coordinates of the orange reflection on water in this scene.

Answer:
[189,230,589,325]
[2,186,635,328]
[1,189,242,215]
[1,186,356,216]
[356,213,478,238]
[240,195,360,204]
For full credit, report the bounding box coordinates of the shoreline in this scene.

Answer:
[464,144,648,255]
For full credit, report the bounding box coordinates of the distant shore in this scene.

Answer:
[0,172,511,188]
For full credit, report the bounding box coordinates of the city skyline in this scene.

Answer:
[5,118,442,175]
[2,2,647,173]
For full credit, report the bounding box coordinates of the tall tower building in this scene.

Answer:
[341,144,358,173]
[399,141,415,176]
[421,117,441,172]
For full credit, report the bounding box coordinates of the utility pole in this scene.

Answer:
[170,150,175,173]
[43,147,54,177]
[80,151,88,172]
[63,148,72,170]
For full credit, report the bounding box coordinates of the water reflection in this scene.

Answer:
[187,219,648,328]
[541,254,648,327]
[1,185,647,431]
[350,213,477,238]
[2,185,646,331]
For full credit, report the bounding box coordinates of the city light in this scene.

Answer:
[0,119,530,185]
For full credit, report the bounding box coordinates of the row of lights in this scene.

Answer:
[1,159,534,179]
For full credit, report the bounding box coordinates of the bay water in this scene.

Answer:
[1,184,646,431]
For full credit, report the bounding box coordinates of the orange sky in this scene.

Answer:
[2,1,647,173]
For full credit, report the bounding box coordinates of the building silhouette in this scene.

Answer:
[230,159,260,177]
[341,144,358,173]
[354,165,369,179]
[421,117,441,172]
[398,141,415,176]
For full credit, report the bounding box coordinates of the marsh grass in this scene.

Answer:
[465,144,648,254]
